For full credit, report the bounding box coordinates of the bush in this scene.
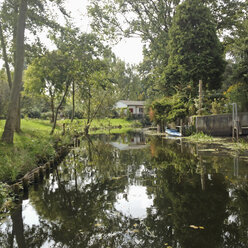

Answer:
[224,83,248,112]
[22,107,41,119]
[40,111,53,120]
[211,98,227,114]
[150,94,188,125]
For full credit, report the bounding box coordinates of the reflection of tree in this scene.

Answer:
[169,172,228,248]
[1,134,248,247]
[145,137,229,247]
[11,205,26,248]
[24,135,152,247]
[223,181,248,247]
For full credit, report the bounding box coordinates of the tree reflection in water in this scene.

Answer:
[0,133,248,247]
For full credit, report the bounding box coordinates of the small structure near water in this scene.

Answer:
[191,112,248,136]
[115,100,145,118]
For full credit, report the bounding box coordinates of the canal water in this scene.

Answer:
[1,132,248,248]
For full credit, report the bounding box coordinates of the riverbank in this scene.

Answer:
[144,129,248,155]
[184,132,248,156]
[0,119,60,184]
[0,118,139,216]
[0,118,139,183]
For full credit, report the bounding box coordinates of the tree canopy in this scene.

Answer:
[163,0,226,95]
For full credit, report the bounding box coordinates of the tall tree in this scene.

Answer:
[50,27,117,130]
[24,50,73,134]
[1,0,27,143]
[0,0,67,143]
[88,0,246,99]
[163,0,225,95]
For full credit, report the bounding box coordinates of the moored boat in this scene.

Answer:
[165,128,182,137]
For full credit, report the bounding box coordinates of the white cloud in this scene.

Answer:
[64,0,143,64]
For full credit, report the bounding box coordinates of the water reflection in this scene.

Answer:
[1,132,248,247]
[115,185,154,219]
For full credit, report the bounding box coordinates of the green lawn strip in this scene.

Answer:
[90,118,141,129]
[77,118,138,128]
[62,118,141,133]
[90,127,135,135]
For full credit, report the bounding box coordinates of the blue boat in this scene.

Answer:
[165,128,182,137]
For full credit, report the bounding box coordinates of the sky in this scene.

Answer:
[62,0,144,65]
[0,0,143,66]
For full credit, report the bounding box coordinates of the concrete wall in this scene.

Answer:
[191,112,248,136]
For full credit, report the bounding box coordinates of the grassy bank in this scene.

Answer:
[0,119,61,183]
[184,132,248,154]
[0,118,138,183]
[0,118,138,216]
[64,118,141,134]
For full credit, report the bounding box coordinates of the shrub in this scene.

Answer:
[40,111,53,120]
[224,83,248,112]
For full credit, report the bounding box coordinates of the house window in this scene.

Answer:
[129,108,133,113]
[139,108,144,113]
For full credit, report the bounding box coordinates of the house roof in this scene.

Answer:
[118,100,145,106]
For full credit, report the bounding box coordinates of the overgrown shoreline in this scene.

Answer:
[184,132,248,155]
[0,118,139,183]
[145,129,248,155]
[0,118,139,217]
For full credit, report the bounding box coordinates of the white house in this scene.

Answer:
[115,100,145,117]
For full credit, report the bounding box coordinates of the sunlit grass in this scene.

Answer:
[0,119,58,183]
[185,132,214,142]
[63,118,140,128]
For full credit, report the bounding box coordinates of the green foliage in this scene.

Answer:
[192,91,228,116]
[0,0,68,68]
[224,83,248,112]
[187,132,214,142]
[21,95,50,119]
[0,70,9,118]
[231,19,248,85]
[24,50,73,96]
[164,0,225,95]
[111,60,144,101]
[50,28,120,126]
[0,119,59,182]
[211,98,226,115]
[88,0,247,100]
[0,183,9,207]
[150,93,188,124]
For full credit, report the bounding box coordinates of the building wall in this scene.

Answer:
[191,112,248,136]
[127,105,144,115]
[115,101,145,117]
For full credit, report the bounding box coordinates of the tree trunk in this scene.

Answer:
[50,83,70,135]
[50,95,55,123]
[71,81,75,122]
[13,1,22,132]
[0,22,13,89]
[1,0,27,144]
[15,94,21,132]
[0,23,21,133]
